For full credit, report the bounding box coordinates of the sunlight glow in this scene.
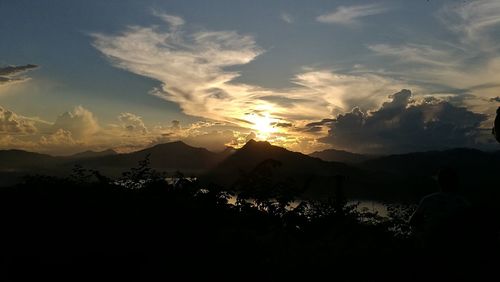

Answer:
[245,112,278,140]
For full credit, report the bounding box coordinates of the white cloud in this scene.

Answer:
[92,16,266,126]
[118,112,147,134]
[0,105,246,154]
[153,12,185,27]
[91,13,415,137]
[368,44,458,68]
[88,10,499,154]
[52,106,99,139]
[293,70,418,115]
[0,105,37,134]
[440,0,500,51]
[281,12,293,24]
[360,0,500,125]
[317,4,388,26]
[40,129,77,147]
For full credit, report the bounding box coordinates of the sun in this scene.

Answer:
[245,113,278,140]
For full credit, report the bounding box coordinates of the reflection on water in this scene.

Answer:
[351,200,388,217]
[228,196,388,217]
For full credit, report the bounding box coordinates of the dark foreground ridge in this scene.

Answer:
[0,156,498,281]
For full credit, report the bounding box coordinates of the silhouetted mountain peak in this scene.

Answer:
[241,139,275,151]
[70,149,118,159]
[145,141,201,153]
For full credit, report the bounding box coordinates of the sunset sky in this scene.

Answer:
[1,0,499,155]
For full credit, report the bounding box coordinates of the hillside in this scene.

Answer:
[75,141,227,176]
[0,141,233,185]
[309,148,375,163]
[69,149,118,159]
[201,140,373,199]
[357,148,500,205]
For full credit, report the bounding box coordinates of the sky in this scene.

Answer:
[1,0,499,155]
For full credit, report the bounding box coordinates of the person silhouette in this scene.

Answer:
[409,167,473,279]
[493,106,500,143]
[410,167,470,244]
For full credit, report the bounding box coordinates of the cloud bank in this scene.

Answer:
[0,105,37,134]
[91,13,419,150]
[316,90,488,154]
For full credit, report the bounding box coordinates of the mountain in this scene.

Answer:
[358,148,500,174]
[201,140,372,199]
[0,150,58,169]
[0,142,231,185]
[70,141,229,176]
[2,142,499,205]
[310,148,375,163]
[69,149,118,159]
[356,148,500,205]
[0,150,63,187]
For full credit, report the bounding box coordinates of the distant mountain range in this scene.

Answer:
[73,141,229,176]
[201,140,364,199]
[1,141,499,204]
[0,142,231,186]
[309,148,376,163]
[69,149,118,159]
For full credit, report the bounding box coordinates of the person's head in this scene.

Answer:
[437,167,458,192]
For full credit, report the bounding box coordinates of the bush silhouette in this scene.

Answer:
[0,156,497,281]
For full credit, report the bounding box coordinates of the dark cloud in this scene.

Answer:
[306,118,335,127]
[271,122,293,128]
[305,126,323,133]
[171,120,181,130]
[319,89,487,154]
[0,64,38,85]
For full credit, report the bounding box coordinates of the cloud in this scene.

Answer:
[183,130,236,152]
[40,129,77,147]
[363,1,500,122]
[281,12,293,24]
[440,0,500,51]
[89,11,497,154]
[490,97,500,103]
[171,120,181,131]
[318,89,488,154]
[0,103,346,155]
[92,14,269,125]
[91,13,432,153]
[0,135,37,151]
[293,70,418,114]
[0,64,38,85]
[306,118,335,127]
[0,105,37,134]
[153,12,185,27]
[245,132,257,143]
[118,112,147,134]
[52,106,99,139]
[93,13,359,131]
[368,44,457,67]
[317,4,388,26]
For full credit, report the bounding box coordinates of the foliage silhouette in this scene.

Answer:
[0,156,497,281]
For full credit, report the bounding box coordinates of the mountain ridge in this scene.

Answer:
[309,148,375,163]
